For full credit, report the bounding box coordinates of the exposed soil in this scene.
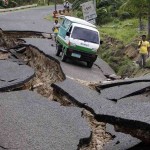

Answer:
[20,46,65,99]
[81,110,112,150]
[52,89,112,150]
[0,51,10,59]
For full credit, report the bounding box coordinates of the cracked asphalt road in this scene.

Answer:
[0,6,111,149]
[0,6,110,82]
[0,90,91,150]
[0,6,61,32]
[23,38,107,82]
[1,5,147,150]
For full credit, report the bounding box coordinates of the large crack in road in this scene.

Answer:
[21,45,65,98]
[0,30,150,149]
[0,30,114,150]
[19,36,113,150]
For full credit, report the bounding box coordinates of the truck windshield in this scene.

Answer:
[71,27,99,44]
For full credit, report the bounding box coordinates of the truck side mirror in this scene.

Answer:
[100,40,103,44]
[66,32,70,36]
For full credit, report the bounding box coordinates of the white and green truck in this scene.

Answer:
[56,16,101,68]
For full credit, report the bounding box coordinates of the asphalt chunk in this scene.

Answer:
[100,82,150,101]
[95,58,116,77]
[0,60,35,91]
[51,78,116,115]
[52,78,150,131]
[96,95,150,131]
[0,90,91,150]
[103,124,141,150]
[97,74,150,89]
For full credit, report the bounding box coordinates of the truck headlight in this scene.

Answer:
[92,48,97,52]
[70,42,76,47]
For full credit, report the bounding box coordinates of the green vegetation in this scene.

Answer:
[44,14,54,22]
[100,19,147,45]
[71,0,150,77]
[72,0,150,39]
[98,36,137,77]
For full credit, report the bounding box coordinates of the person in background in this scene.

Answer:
[138,35,150,68]
[52,20,60,41]
[66,1,69,9]
[63,0,69,10]
[63,0,66,9]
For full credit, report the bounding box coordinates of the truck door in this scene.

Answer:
[59,18,72,39]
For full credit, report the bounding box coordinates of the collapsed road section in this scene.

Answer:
[0,30,109,149]
[0,29,150,149]
[52,76,150,147]
[0,30,92,149]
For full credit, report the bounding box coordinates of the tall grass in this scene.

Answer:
[99,19,147,44]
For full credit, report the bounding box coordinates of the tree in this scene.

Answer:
[147,0,150,39]
[96,0,124,24]
[120,0,150,39]
[120,0,147,31]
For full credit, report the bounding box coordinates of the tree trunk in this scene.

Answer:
[48,0,50,5]
[139,15,143,31]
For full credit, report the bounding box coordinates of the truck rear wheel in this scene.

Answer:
[61,51,67,62]
[87,62,93,68]
[56,44,62,56]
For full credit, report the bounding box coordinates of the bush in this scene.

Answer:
[119,12,131,20]
[76,11,83,19]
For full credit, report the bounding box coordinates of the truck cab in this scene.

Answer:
[56,16,100,68]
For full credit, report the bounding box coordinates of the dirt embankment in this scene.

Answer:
[99,35,150,78]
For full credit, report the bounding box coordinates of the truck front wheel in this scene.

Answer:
[56,44,62,56]
[87,61,93,68]
[61,51,67,62]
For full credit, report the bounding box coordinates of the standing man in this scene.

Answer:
[52,20,60,41]
[138,35,150,68]
[63,0,66,9]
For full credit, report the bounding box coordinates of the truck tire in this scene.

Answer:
[61,51,67,62]
[56,44,62,56]
[87,61,93,68]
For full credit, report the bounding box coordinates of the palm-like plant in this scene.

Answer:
[146,0,150,39]
[121,0,147,30]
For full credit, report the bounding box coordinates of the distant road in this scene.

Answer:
[0,6,112,82]
[0,5,62,33]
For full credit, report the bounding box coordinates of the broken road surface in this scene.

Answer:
[0,90,90,150]
[0,5,150,150]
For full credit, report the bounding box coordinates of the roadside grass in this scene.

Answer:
[44,14,54,22]
[44,10,72,22]
[98,18,150,77]
[99,19,147,44]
